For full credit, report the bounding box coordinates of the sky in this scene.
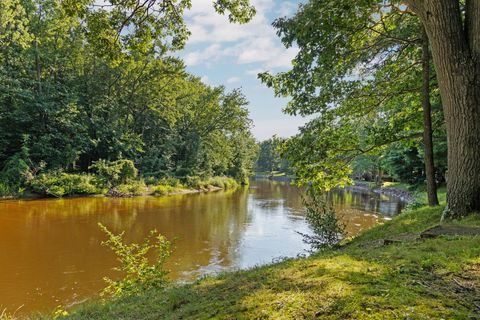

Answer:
[178,0,308,141]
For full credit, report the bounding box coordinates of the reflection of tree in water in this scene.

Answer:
[249,180,405,239]
[327,188,405,216]
[249,179,304,217]
[166,187,252,279]
[0,190,254,312]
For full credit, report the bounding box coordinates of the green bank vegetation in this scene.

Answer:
[51,188,480,320]
[0,155,240,198]
[0,0,258,200]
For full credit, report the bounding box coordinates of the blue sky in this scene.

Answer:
[178,0,307,141]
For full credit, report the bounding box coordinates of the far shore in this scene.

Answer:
[0,185,226,202]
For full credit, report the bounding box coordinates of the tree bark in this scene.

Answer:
[421,26,439,206]
[407,0,480,217]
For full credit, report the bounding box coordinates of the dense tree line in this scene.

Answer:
[0,0,258,196]
[255,136,290,174]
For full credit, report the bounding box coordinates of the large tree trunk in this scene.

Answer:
[421,26,439,206]
[407,0,480,217]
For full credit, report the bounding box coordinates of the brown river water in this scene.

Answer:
[0,179,405,315]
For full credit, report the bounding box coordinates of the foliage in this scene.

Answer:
[115,181,148,196]
[259,1,445,192]
[186,176,239,190]
[150,177,185,195]
[0,0,258,197]
[255,135,289,174]
[298,190,345,252]
[0,139,34,188]
[98,223,172,298]
[0,181,15,197]
[60,0,255,62]
[381,143,425,184]
[89,160,138,188]
[151,184,181,196]
[228,131,258,185]
[29,172,100,197]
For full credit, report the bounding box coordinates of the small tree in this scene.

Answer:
[299,190,345,252]
[99,223,172,297]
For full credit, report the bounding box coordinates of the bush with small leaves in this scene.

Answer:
[99,223,172,298]
[116,180,147,196]
[298,190,345,252]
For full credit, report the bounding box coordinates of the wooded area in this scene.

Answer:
[261,0,480,218]
[0,0,258,197]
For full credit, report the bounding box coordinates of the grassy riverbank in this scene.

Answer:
[57,193,480,319]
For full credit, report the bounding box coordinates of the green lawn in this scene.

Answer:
[57,200,480,319]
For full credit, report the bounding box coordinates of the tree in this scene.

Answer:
[262,0,479,217]
[256,136,284,173]
[0,0,259,190]
[420,26,439,206]
[404,0,480,216]
[61,0,255,62]
[261,2,438,189]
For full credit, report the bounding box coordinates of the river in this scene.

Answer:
[0,179,405,315]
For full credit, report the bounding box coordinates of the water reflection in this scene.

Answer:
[0,180,404,315]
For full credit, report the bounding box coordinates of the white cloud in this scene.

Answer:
[252,117,308,140]
[276,2,298,17]
[201,75,209,84]
[181,0,298,69]
[184,44,223,66]
[246,68,267,76]
[226,77,241,84]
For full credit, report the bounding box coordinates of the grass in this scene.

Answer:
[56,192,480,320]
[381,181,413,191]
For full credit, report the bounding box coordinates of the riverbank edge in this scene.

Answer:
[348,181,416,203]
[0,185,227,202]
[53,189,480,320]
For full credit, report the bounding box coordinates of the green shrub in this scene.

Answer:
[151,184,178,196]
[206,176,239,189]
[158,177,183,188]
[89,159,138,187]
[116,180,147,195]
[98,223,172,298]
[0,181,14,197]
[0,153,33,187]
[29,172,100,197]
[185,175,202,189]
